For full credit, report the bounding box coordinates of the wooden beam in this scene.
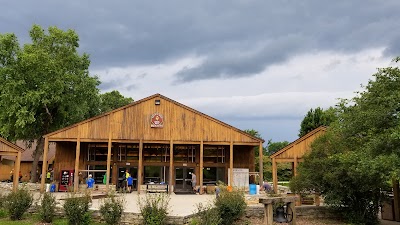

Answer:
[106,132,112,192]
[12,151,21,192]
[204,141,230,145]
[229,140,233,187]
[169,140,174,194]
[137,139,143,193]
[40,137,49,193]
[293,156,298,177]
[199,140,204,194]
[105,113,114,192]
[272,158,278,193]
[0,152,18,156]
[233,142,260,146]
[259,142,263,185]
[73,136,81,192]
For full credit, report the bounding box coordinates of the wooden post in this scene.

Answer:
[169,140,174,194]
[293,156,298,176]
[229,141,233,187]
[199,140,204,194]
[137,139,143,193]
[259,142,263,185]
[12,151,21,192]
[289,201,297,225]
[106,135,112,192]
[272,158,278,193]
[40,137,49,193]
[393,179,400,221]
[73,137,81,192]
[264,203,273,225]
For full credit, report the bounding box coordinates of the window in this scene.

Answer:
[203,167,225,185]
[87,144,113,161]
[143,144,170,162]
[126,144,139,161]
[173,145,196,163]
[203,146,225,163]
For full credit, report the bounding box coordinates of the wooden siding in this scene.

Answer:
[46,94,262,144]
[53,142,85,182]
[271,127,326,160]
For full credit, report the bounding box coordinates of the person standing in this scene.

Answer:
[86,174,95,189]
[191,173,197,193]
[127,175,133,193]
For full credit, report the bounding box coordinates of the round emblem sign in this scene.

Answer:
[150,113,164,128]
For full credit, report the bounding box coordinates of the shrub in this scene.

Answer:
[99,192,125,225]
[215,187,246,225]
[39,192,57,223]
[138,193,170,225]
[191,203,222,225]
[63,193,92,225]
[4,188,33,220]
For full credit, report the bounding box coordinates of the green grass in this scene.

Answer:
[0,212,105,225]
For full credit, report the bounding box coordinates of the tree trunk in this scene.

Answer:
[30,137,44,183]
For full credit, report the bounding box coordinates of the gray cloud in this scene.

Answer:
[1,0,399,83]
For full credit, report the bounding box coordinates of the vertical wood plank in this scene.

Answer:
[13,152,21,192]
[137,139,143,193]
[169,140,174,193]
[229,140,233,187]
[259,141,263,185]
[289,201,296,225]
[272,158,278,193]
[293,156,298,176]
[40,137,49,193]
[264,203,273,225]
[74,135,81,192]
[199,140,203,194]
[106,115,112,192]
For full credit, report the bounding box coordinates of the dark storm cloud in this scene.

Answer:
[1,0,399,83]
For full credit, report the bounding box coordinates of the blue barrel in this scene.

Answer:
[249,184,257,195]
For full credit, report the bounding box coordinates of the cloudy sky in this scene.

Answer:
[1,1,399,143]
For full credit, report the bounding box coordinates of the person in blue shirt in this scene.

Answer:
[86,174,95,189]
[127,175,133,193]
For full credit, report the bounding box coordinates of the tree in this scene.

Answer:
[99,90,133,114]
[291,57,400,224]
[298,107,337,137]
[0,25,100,182]
[266,139,289,156]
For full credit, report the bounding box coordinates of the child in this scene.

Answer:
[127,175,133,193]
[86,174,95,189]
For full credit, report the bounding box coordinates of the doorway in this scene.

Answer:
[175,167,194,193]
[118,166,137,190]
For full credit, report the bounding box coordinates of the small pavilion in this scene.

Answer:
[0,137,23,191]
[269,126,326,192]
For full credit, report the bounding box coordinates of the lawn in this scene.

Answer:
[0,212,104,225]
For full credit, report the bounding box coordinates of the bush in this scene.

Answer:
[191,203,222,225]
[215,187,246,225]
[138,193,170,225]
[4,188,33,220]
[63,193,92,225]
[99,192,125,225]
[39,192,57,223]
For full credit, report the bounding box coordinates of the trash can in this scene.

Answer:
[249,184,257,195]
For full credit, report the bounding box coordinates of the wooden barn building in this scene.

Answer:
[39,94,264,193]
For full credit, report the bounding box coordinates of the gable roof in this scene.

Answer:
[270,126,327,159]
[0,137,24,154]
[2,140,56,162]
[45,93,264,143]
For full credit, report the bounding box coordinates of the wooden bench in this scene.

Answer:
[146,184,168,193]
